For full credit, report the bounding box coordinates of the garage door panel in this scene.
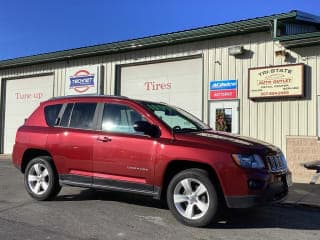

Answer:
[3,75,54,154]
[4,129,16,155]
[120,58,203,119]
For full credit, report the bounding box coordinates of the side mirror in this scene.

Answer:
[133,121,160,138]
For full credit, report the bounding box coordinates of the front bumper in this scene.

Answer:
[225,172,291,208]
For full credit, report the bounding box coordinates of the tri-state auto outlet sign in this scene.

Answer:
[248,64,304,99]
[65,65,98,95]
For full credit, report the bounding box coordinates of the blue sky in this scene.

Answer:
[1,0,319,60]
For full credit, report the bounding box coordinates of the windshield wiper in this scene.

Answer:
[173,128,203,133]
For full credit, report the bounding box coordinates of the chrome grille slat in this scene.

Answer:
[275,157,280,169]
[266,154,287,172]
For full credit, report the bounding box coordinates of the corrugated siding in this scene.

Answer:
[207,32,318,155]
[0,31,318,156]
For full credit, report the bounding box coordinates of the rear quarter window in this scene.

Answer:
[44,104,63,126]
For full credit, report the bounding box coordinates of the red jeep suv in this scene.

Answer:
[12,95,291,227]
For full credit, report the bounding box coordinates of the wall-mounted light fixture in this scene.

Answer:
[275,50,288,57]
[228,46,244,56]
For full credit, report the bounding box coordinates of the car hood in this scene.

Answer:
[174,130,281,155]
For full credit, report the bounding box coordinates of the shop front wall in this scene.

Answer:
[1,32,319,182]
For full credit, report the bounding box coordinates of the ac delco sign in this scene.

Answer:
[248,64,304,99]
[209,80,237,100]
[65,66,98,95]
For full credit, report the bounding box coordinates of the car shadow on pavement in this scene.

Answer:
[54,188,166,209]
[209,204,320,230]
[55,188,320,230]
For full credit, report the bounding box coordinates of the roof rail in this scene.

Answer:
[48,94,129,101]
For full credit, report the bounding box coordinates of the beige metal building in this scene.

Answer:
[1,10,320,182]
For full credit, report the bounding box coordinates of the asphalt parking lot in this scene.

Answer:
[0,159,319,240]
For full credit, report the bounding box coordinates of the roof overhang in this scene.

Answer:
[276,32,320,48]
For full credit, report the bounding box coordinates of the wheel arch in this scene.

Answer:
[21,148,54,173]
[160,160,226,203]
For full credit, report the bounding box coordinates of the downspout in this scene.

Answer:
[273,18,278,39]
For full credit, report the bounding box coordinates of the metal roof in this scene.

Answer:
[0,10,302,69]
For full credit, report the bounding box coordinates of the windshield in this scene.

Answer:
[139,101,210,133]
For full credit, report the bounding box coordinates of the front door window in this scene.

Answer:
[102,103,146,134]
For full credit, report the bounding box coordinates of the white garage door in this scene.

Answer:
[120,58,203,118]
[3,75,54,154]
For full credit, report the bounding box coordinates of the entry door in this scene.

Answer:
[209,100,239,134]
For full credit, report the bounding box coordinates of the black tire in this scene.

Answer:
[24,156,61,201]
[166,168,219,227]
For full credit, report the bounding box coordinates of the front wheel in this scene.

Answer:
[24,156,61,201]
[167,168,220,227]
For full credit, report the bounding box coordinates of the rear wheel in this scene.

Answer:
[167,168,220,227]
[24,156,61,201]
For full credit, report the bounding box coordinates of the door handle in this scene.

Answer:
[97,136,112,142]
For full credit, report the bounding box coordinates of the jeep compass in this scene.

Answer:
[12,95,291,227]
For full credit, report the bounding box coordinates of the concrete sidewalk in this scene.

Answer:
[282,183,320,209]
[0,155,319,209]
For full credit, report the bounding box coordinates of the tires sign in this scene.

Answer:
[65,66,98,95]
[120,58,203,119]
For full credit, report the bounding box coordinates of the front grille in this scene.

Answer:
[266,154,287,172]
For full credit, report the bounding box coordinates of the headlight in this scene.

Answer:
[232,154,265,169]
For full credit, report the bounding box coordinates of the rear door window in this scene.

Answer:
[44,104,63,126]
[69,103,97,130]
[60,103,74,127]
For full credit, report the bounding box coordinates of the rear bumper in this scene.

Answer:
[11,143,22,171]
[225,172,291,208]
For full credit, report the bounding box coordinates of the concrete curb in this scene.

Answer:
[0,154,11,160]
[279,202,320,210]
[279,183,320,210]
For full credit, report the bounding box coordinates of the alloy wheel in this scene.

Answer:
[27,163,50,195]
[173,178,210,220]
